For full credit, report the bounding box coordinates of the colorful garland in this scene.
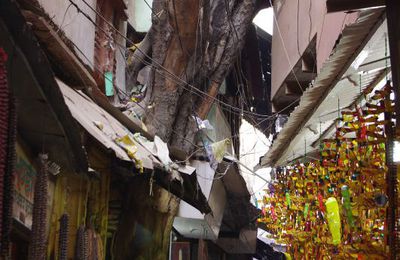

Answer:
[259,84,393,259]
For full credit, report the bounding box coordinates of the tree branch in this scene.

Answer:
[126,26,153,89]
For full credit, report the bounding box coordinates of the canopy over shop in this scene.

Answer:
[257,4,400,259]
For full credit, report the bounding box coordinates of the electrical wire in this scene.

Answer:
[75,6,284,124]
[316,6,327,57]
[140,0,273,200]
[75,0,279,119]
[70,33,278,149]
[56,3,73,33]
[50,1,305,164]
[267,0,304,93]
[77,0,263,118]
[195,162,234,181]
[69,35,285,173]
[296,0,301,57]
[66,37,201,148]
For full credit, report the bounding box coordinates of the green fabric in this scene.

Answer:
[105,71,114,96]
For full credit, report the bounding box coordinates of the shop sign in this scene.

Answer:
[12,144,36,229]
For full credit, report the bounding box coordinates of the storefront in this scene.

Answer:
[10,142,36,260]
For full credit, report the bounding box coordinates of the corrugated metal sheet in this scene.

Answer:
[261,8,385,167]
[57,79,155,169]
[58,79,197,176]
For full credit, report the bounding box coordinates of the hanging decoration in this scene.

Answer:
[0,47,16,258]
[2,94,15,258]
[258,83,394,259]
[325,197,341,246]
[58,213,69,260]
[29,154,49,260]
[75,225,89,260]
[0,48,7,256]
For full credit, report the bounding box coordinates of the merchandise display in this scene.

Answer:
[258,83,394,259]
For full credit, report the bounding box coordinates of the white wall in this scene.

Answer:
[38,0,97,69]
[39,0,128,96]
[127,0,153,32]
[115,21,128,96]
[239,120,271,202]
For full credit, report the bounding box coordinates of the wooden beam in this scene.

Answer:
[0,2,89,173]
[19,9,191,163]
[327,0,385,13]
[272,97,299,115]
[284,81,307,95]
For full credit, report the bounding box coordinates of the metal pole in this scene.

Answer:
[384,85,396,259]
[385,0,400,257]
[386,0,400,125]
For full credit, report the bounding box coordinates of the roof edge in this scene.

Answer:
[261,8,386,167]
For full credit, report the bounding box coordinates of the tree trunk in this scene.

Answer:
[115,0,258,259]
[144,0,200,142]
[126,27,153,92]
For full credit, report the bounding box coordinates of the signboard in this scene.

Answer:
[12,143,36,229]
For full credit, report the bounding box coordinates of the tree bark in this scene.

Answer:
[144,0,200,142]
[126,27,154,91]
[195,0,255,119]
[197,80,220,119]
[117,0,258,259]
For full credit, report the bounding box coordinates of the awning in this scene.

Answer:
[261,8,385,167]
[173,155,258,240]
[215,156,259,254]
[58,79,211,213]
[0,2,88,173]
[58,79,155,170]
[2,0,210,213]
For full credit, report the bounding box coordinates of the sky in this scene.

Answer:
[253,7,274,35]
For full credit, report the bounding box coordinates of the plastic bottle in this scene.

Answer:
[325,197,341,245]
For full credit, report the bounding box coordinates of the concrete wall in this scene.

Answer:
[271,0,358,98]
[127,0,153,32]
[39,0,128,96]
[38,0,97,69]
[115,21,128,95]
